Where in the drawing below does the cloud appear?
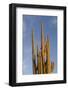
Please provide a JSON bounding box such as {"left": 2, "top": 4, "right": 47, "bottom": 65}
{"left": 51, "top": 18, "right": 57, "bottom": 25}
{"left": 22, "top": 63, "right": 28, "bottom": 74}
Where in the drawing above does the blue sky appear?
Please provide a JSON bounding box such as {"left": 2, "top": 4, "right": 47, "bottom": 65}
{"left": 22, "top": 15, "right": 57, "bottom": 75}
